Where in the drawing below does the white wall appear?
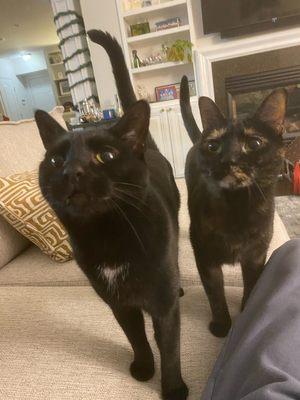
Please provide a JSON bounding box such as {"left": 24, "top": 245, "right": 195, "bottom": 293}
{"left": 0, "top": 58, "right": 32, "bottom": 119}
{"left": 80, "top": 0, "right": 123, "bottom": 109}
{"left": 0, "top": 49, "right": 55, "bottom": 120}
{"left": 11, "top": 50, "right": 48, "bottom": 76}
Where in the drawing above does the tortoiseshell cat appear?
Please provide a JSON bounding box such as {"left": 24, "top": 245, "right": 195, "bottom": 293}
{"left": 35, "top": 31, "right": 188, "bottom": 400}
{"left": 180, "top": 75, "right": 287, "bottom": 337}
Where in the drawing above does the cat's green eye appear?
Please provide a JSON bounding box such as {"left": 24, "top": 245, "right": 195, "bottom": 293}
{"left": 247, "top": 137, "right": 263, "bottom": 151}
{"left": 50, "top": 155, "right": 64, "bottom": 167}
{"left": 207, "top": 140, "right": 221, "bottom": 153}
{"left": 95, "top": 148, "right": 119, "bottom": 164}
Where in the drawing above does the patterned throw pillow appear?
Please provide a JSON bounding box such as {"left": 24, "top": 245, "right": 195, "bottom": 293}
{"left": 0, "top": 171, "right": 73, "bottom": 263}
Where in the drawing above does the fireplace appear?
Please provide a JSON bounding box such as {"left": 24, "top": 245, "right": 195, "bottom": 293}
{"left": 212, "top": 45, "right": 300, "bottom": 144}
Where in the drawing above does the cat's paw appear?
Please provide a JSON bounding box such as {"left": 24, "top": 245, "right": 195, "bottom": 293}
{"left": 209, "top": 320, "right": 231, "bottom": 337}
{"left": 130, "top": 358, "right": 155, "bottom": 382}
{"left": 162, "top": 381, "right": 189, "bottom": 400}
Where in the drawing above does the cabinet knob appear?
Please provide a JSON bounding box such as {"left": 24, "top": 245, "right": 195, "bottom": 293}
{"left": 160, "top": 108, "right": 165, "bottom": 113}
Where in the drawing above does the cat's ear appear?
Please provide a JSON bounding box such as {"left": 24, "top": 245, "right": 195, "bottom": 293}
{"left": 254, "top": 89, "right": 288, "bottom": 135}
{"left": 198, "top": 97, "right": 227, "bottom": 131}
{"left": 35, "top": 110, "right": 67, "bottom": 149}
{"left": 111, "top": 100, "right": 150, "bottom": 155}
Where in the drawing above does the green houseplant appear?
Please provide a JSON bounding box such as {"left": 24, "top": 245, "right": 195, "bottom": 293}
{"left": 166, "top": 40, "right": 193, "bottom": 63}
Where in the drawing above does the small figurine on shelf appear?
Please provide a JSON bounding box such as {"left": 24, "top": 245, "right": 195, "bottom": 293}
{"left": 132, "top": 50, "right": 144, "bottom": 68}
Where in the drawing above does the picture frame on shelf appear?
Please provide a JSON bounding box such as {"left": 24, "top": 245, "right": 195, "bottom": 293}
{"left": 56, "top": 72, "right": 65, "bottom": 80}
{"left": 155, "top": 17, "right": 181, "bottom": 31}
{"left": 58, "top": 79, "right": 70, "bottom": 95}
{"left": 49, "top": 52, "right": 62, "bottom": 65}
{"left": 155, "top": 84, "right": 178, "bottom": 102}
{"left": 130, "top": 21, "right": 150, "bottom": 36}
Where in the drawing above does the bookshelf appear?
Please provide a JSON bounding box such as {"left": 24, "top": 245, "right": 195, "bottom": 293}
{"left": 116, "top": 0, "right": 197, "bottom": 104}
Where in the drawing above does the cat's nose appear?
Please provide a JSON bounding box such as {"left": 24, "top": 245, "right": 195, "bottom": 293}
{"left": 63, "top": 164, "right": 84, "bottom": 182}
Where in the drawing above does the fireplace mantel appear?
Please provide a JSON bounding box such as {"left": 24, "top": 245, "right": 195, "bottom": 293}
{"left": 194, "top": 26, "right": 300, "bottom": 108}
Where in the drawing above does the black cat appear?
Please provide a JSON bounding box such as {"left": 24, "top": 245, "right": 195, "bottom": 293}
{"left": 180, "top": 75, "right": 287, "bottom": 337}
{"left": 35, "top": 31, "right": 188, "bottom": 400}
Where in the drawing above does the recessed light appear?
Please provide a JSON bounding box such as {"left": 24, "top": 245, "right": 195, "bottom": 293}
{"left": 0, "top": 38, "right": 6, "bottom": 42}
{"left": 22, "top": 53, "right": 32, "bottom": 61}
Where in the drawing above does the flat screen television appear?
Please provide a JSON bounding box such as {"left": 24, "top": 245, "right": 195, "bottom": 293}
{"left": 201, "top": 0, "right": 300, "bottom": 38}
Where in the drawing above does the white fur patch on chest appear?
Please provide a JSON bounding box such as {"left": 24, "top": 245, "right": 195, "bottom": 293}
{"left": 97, "top": 263, "right": 129, "bottom": 292}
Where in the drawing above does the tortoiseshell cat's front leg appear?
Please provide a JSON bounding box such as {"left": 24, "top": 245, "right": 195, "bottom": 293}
{"left": 152, "top": 302, "right": 188, "bottom": 400}
{"left": 192, "top": 240, "right": 231, "bottom": 337}
{"left": 111, "top": 306, "right": 155, "bottom": 381}
{"left": 240, "top": 251, "right": 267, "bottom": 310}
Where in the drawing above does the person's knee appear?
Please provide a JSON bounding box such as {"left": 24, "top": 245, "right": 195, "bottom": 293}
{"left": 269, "top": 239, "right": 300, "bottom": 274}
{"left": 280, "top": 239, "right": 300, "bottom": 255}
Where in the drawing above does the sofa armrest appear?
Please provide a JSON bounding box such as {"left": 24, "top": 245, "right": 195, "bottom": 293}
{"left": 0, "top": 216, "right": 29, "bottom": 269}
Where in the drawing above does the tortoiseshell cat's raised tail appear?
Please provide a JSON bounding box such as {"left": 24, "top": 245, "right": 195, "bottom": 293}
{"left": 180, "top": 74, "right": 287, "bottom": 337}
{"left": 87, "top": 29, "right": 158, "bottom": 151}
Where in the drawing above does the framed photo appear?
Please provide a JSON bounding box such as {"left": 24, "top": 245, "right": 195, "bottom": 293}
{"left": 130, "top": 21, "right": 150, "bottom": 37}
{"left": 49, "top": 52, "right": 62, "bottom": 64}
{"left": 155, "top": 84, "right": 178, "bottom": 102}
{"left": 58, "top": 79, "right": 70, "bottom": 95}
{"left": 155, "top": 17, "right": 181, "bottom": 31}
{"left": 174, "top": 80, "right": 197, "bottom": 97}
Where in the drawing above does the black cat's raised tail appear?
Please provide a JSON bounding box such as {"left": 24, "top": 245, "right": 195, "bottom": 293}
{"left": 87, "top": 29, "right": 158, "bottom": 151}
{"left": 180, "top": 75, "right": 201, "bottom": 144}
{"left": 88, "top": 29, "right": 136, "bottom": 111}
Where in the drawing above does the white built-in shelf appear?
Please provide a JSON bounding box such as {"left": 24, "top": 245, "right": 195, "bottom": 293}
{"left": 127, "top": 25, "right": 190, "bottom": 44}
{"left": 131, "top": 60, "right": 191, "bottom": 74}
{"left": 123, "top": 0, "right": 187, "bottom": 19}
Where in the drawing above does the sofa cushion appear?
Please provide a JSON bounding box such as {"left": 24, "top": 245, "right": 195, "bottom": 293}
{"left": 0, "top": 171, "right": 72, "bottom": 263}
{"left": 0, "top": 215, "right": 29, "bottom": 269}
{"left": 0, "top": 106, "right": 66, "bottom": 176}
{"left": 0, "top": 245, "right": 86, "bottom": 287}
{"left": 0, "top": 285, "right": 242, "bottom": 399}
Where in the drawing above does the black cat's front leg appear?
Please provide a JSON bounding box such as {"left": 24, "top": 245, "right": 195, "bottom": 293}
{"left": 241, "top": 251, "right": 266, "bottom": 310}
{"left": 111, "top": 306, "right": 154, "bottom": 381}
{"left": 152, "top": 303, "right": 188, "bottom": 400}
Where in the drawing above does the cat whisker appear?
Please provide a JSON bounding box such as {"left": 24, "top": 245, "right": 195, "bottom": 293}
{"left": 114, "top": 187, "right": 150, "bottom": 208}
{"left": 110, "top": 199, "right": 147, "bottom": 255}
{"left": 113, "top": 193, "right": 151, "bottom": 222}
{"left": 253, "top": 179, "right": 267, "bottom": 202}
{"left": 114, "top": 181, "right": 143, "bottom": 189}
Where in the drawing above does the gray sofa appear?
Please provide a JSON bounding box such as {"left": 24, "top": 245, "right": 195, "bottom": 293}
{"left": 0, "top": 108, "right": 290, "bottom": 399}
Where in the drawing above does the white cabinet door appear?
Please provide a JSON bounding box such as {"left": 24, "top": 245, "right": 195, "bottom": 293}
{"left": 149, "top": 105, "right": 174, "bottom": 168}
{"left": 167, "top": 98, "right": 201, "bottom": 177}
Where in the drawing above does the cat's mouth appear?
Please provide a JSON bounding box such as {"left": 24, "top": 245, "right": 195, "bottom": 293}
{"left": 65, "top": 188, "right": 111, "bottom": 210}
{"left": 65, "top": 190, "right": 89, "bottom": 206}
{"left": 219, "top": 166, "right": 252, "bottom": 190}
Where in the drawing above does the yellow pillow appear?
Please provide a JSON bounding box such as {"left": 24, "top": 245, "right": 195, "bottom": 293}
{"left": 0, "top": 171, "right": 73, "bottom": 263}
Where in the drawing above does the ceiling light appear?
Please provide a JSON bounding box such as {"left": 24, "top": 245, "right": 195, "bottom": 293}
{"left": 0, "top": 38, "right": 5, "bottom": 42}
{"left": 22, "top": 53, "right": 32, "bottom": 61}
